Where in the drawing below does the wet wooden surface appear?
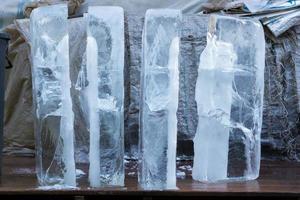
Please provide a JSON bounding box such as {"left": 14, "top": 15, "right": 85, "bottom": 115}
{"left": 0, "top": 156, "right": 299, "bottom": 197}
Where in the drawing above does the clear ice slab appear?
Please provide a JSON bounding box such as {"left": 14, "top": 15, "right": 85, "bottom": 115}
{"left": 85, "top": 6, "right": 125, "bottom": 188}
{"left": 139, "top": 9, "right": 182, "bottom": 190}
{"left": 30, "top": 4, "right": 76, "bottom": 187}
{"left": 193, "top": 15, "right": 265, "bottom": 182}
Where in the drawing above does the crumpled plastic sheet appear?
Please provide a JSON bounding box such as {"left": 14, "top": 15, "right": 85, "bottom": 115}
{"left": 0, "top": 0, "right": 36, "bottom": 31}
{"left": 0, "top": 0, "right": 84, "bottom": 31}
{"left": 238, "top": 6, "right": 300, "bottom": 38}
{"left": 23, "top": 0, "right": 84, "bottom": 17}
{"left": 262, "top": 9, "right": 300, "bottom": 37}
{"left": 3, "top": 22, "right": 35, "bottom": 156}
{"left": 243, "top": 0, "right": 300, "bottom": 13}
{"left": 4, "top": 14, "right": 300, "bottom": 161}
{"left": 203, "top": 1, "right": 300, "bottom": 38}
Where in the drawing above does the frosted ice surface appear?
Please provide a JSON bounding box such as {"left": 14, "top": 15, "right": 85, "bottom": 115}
{"left": 86, "top": 6, "right": 125, "bottom": 187}
{"left": 139, "top": 9, "right": 182, "bottom": 190}
{"left": 30, "top": 4, "right": 76, "bottom": 187}
{"left": 193, "top": 15, "right": 265, "bottom": 182}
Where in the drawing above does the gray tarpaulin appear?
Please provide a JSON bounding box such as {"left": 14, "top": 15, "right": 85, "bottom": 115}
{"left": 263, "top": 28, "right": 300, "bottom": 161}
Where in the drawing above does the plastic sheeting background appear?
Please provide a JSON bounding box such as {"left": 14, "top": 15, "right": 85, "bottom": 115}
{"left": 243, "top": 0, "right": 300, "bottom": 13}
{"left": 4, "top": 14, "right": 300, "bottom": 161}
{"left": 0, "top": 0, "right": 35, "bottom": 30}
{"left": 4, "top": 22, "right": 34, "bottom": 156}
{"left": 0, "top": 0, "right": 83, "bottom": 31}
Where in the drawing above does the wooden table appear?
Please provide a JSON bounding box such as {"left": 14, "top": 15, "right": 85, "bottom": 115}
{"left": 0, "top": 156, "right": 299, "bottom": 199}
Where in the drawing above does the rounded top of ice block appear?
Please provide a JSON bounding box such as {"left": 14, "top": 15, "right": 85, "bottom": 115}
{"left": 30, "top": 4, "right": 68, "bottom": 44}
{"left": 88, "top": 6, "right": 124, "bottom": 18}
{"left": 30, "top": 4, "right": 68, "bottom": 19}
{"left": 86, "top": 6, "right": 124, "bottom": 71}
{"left": 208, "top": 15, "right": 264, "bottom": 40}
{"left": 145, "top": 9, "right": 182, "bottom": 19}
{"left": 206, "top": 14, "right": 265, "bottom": 74}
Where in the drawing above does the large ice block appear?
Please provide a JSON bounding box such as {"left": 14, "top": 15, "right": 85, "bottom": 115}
{"left": 30, "top": 4, "right": 76, "bottom": 187}
{"left": 139, "top": 9, "right": 182, "bottom": 190}
{"left": 193, "top": 15, "right": 265, "bottom": 182}
{"left": 85, "top": 6, "right": 125, "bottom": 187}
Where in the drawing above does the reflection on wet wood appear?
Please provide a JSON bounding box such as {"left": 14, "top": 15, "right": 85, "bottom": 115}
{"left": 0, "top": 156, "right": 299, "bottom": 196}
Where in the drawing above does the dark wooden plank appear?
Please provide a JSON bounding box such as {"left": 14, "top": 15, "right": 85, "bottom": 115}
{"left": 0, "top": 156, "right": 299, "bottom": 196}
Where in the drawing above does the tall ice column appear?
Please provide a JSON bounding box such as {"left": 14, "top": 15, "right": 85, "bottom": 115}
{"left": 30, "top": 4, "right": 76, "bottom": 187}
{"left": 193, "top": 15, "right": 265, "bottom": 182}
{"left": 86, "top": 6, "right": 125, "bottom": 187}
{"left": 139, "top": 9, "right": 182, "bottom": 190}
